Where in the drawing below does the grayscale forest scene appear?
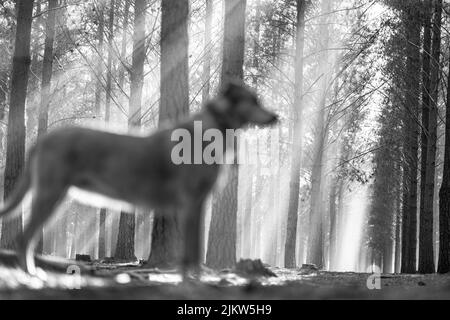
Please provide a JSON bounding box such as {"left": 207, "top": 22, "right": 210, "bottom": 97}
{"left": 0, "top": 0, "right": 449, "bottom": 300}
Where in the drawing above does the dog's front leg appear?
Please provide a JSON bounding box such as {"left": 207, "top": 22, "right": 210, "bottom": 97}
{"left": 181, "top": 198, "right": 204, "bottom": 280}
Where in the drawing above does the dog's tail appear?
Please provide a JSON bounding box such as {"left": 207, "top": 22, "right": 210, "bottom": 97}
{"left": 0, "top": 158, "right": 32, "bottom": 219}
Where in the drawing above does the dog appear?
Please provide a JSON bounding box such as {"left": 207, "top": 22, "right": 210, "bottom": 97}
{"left": 0, "top": 82, "right": 278, "bottom": 277}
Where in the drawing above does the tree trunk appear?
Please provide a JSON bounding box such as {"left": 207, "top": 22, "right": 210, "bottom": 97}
{"left": 206, "top": 0, "right": 246, "bottom": 269}
{"left": 418, "top": 0, "right": 432, "bottom": 273}
{"left": 284, "top": 0, "right": 306, "bottom": 269}
{"left": 242, "top": 140, "right": 253, "bottom": 258}
{"left": 0, "top": 0, "right": 34, "bottom": 249}
{"left": 94, "top": 2, "right": 105, "bottom": 117}
{"left": 437, "top": 40, "right": 450, "bottom": 273}
{"left": 400, "top": 3, "right": 421, "bottom": 274}
{"left": 116, "top": 0, "right": 146, "bottom": 261}
{"left": 329, "top": 177, "right": 338, "bottom": 270}
{"left": 201, "top": 0, "right": 213, "bottom": 104}
{"left": 118, "top": 0, "right": 131, "bottom": 90}
{"left": 34, "top": 0, "right": 58, "bottom": 254}
{"left": 98, "top": 0, "right": 115, "bottom": 260}
{"left": 419, "top": 0, "right": 442, "bottom": 274}
{"left": 394, "top": 197, "right": 402, "bottom": 273}
{"left": 307, "top": 0, "right": 331, "bottom": 270}
{"left": 146, "top": 0, "right": 189, "bottom": 267}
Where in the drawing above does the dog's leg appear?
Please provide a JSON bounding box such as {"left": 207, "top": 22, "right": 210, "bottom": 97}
{"left": 19, "top": 188, "right": 65, "bottom": 276}
{"left": 181, "top": 198, "right": 204, "bottom": 280}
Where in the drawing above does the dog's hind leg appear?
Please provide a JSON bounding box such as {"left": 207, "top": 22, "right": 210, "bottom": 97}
{"left": 181, "top": 198, "right": 205, "bottom": 280}
{"left": 18, "top": 187, "right": 66, "bottom": 275}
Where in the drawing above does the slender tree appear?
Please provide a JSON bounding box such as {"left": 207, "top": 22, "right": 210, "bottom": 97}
{"left": 438, "top": 43, "right": 450, "bottom": 273}
{"left": 419, "top": 0, "right": 442, "bottom": 274}
{"left": 0, "top": 0, "right": 35, "bottom": 249}
{"left": 99, "top": 0, "right": 116, "bottom": 260}
{"left": 34, "top": 0, "right": 58, "bottom": 254}
{"left": 147, "top": 0, "right": 189, "bottom": 267}
{"left": 418, "top": 0, "right": 432, "bottom": 273}
{"left": 206, "top": 0, "right": 247, "bottom": 269}
{"left": 115, "top": 0, "right": 147, "bottom": 260}
{"left": 400, "top": 1, "right": 422, "bottom": 273}
{"left": 284, "top": 0, "right": 306, "bottom": 268}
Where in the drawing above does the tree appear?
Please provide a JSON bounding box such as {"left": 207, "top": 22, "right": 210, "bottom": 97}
{"left": 147, "top": 0, "right": 189, "bottom": 267}
{"left": 438, "top": 43, "right": 450, "bottom": 274}
{"left": 418, "top": 0, "right": 433, "bottom": 273}
{"left": 99, "top": 0, "right": 116, "bottom": 260}
{"left": 284, "top": 0, "right": 306, "bottom": 268}
{"left": 115, "top": 0, "right": 147, "bottom": 260}
{"left": 206, "top": 0, "right": 247, "bottom": 269}
{"left": 34, "top": 0, "right": 58, "bottom": 254}
{"left": 201, "top": 0, "right": 213, "bottom": 105}
{"left": 400, "top": 1, "right": 422, "bottom": 274}
{"left": 419, "top": 0, "right": 442, "bottom": 274}
{"left": 307, "top": 0, "right": 334, "bottom": 269}
{"left": 0, "top": 0, "right": 35, "bottom": 249}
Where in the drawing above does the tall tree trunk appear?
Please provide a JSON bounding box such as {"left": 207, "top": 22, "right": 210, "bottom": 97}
{"left": 418, "top": 0, "right": 432, "bottom": 273}
{"left": 400, "top": 3, "right": 421, "bottom": 273}
{"left": 307, "top": 0, "right": 332, "bottom": 269}
{"left": 419, "top": 0, "right": 442, "bottom": 274}
{"left": 201, "top": 0, "right": 213, "bottom": 105}
{"left": 115, "top": 0, "right": 147, "bottom": 261}
{"left": 94, "top": 2, "right": 105, "bottom": 117}
{"left": 206, "top": 0, "right": 246, "bottom": 269}
{"left": 0, "top": 0, "right": 34, "bottom": 249}
{"left": 284, "top": 0, "right": 306, "bottom": 268}
{"left": 198, "top": 0, "right": 213, "bottom": 262}
{"left": 118, "top": 0, "right": 130, "bottom": 90}
{"left": 394, "top": 195, "right": 402, "bottom": 273}
{"left": 146, "top": 0, "right": 189, "bottom": 267}
{"left": 437, "top": 37, "right": 450, "bottom": 274}
{"left": 94, "top": 2, "right": 106, "bottom": 259}
{"left": 34, "top": 0, "right": 58, "bottom": 254}
{"left": 99, "top": 0, "right": 116, "bottom": 260}
{"left": 328, "top": 176, "right": 338, "bottom": 270}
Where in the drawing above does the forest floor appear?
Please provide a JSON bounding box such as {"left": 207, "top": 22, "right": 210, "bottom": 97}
{"left": 0, "top": 253, "right": 449, "bottom": 299}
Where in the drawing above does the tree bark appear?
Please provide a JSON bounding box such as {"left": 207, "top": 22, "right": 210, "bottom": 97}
{"left": 419, "top": 0, "right": 442, "bottom": 274}
{"left": 400, "top": 3, "right": 421, "bottom": 273}
{"left": 0, "top": 0, "right": 34, "bottom": 249}
{"left": 201, "top": 0, "right": 213, "bottom": 105}
{"left": 284, "top": 0, "right": 306, "bottom": 269}
{"left": 147, "top": 0, "right": 189, "bottom": 267}
{"left": 206, "top": 0, "right": 246, "bottom": 269}
{"left": 34, "top": 0, "right": 58, "bottom": 254}
{"left": 307, "top": 0, "right": 332, "bottom": 270}
{"left": 94, "top": 2, "right": 105, "bottom": 117}
{"left": 115, "top": 0, "right": 146, "bottom": 261}
{"left": 437, "top": 35, "right": 450, "bottom": 274}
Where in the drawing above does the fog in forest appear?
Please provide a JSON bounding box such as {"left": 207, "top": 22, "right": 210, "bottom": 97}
{"left": 0, "top": 0, "right": 449, "bottom": 301}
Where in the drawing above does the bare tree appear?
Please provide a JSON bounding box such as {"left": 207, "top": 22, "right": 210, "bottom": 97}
{"left": 419, "top": 0, "right": 442, "bottom": 274}
{"left": 438, "top": 40, "right": 450, "bottom": 273}
{"left": 285, "top": 0, "right": 307, "bottom": 268}
{"left": 115, "top": 0, "right": 147, "bottom": 260}
{"left": 147, "top": 0, "right": 190, "bottom": 267}
{"left": 401, "top": 1, "right": 422, "bottom": 274}
{"left": 206, "top": 0, "right": 247, "bottom": 269}
{"left": 0, "top": 0, "right": 35, "bottom": 249}
{"left": 99, "top": 0, "right": 116, "bottom": 260}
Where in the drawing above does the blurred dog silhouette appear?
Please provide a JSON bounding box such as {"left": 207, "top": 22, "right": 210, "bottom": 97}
{"left": 0, "top": 82, "right": 277, "bottom": 277}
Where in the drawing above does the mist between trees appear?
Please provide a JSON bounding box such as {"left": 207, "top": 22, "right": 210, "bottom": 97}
{"left": 0, "top": 0, "right": 449, "bottom": 275}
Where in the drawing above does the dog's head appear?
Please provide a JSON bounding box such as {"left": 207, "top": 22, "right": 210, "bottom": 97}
{"left": 206, "top": 82, "right": 278, "bottom": 129}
